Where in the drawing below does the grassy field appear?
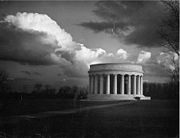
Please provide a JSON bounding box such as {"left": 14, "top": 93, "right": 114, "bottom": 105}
{"left": 0, "top": 99, "right": 129, "bottom": 116}
{"left": 0, "top": 99, "right": 179, "bottom": 138}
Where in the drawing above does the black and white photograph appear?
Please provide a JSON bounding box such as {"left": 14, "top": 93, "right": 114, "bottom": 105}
{"left": 0, "top": 0, "right": 179, "bottom": 137}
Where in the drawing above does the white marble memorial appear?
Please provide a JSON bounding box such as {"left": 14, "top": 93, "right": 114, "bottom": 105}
{"left": 88, "top": 63, "right": 151, "bottom": 100}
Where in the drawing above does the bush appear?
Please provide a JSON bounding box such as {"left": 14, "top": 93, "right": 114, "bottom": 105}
{"left": 143, "top": 82, "right": 179, "bottom": 100}
{"left": 57, "top": 86, "right": 88, "bottom": 100}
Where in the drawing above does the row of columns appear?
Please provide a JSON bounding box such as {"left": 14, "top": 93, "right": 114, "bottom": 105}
{"left": 89, "top": 74, "right": 143, "bottom": 95}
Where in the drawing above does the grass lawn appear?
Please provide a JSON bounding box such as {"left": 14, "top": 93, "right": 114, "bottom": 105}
{"left": 0, "top": 99, "right": 129, "bottom": 116}
{"left": 0, "top": 99, "right": 179, "bottom": 138}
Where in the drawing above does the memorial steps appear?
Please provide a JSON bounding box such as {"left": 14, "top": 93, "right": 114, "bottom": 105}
{"left": 87, "top": 94, "right": 150, "bottom": 101}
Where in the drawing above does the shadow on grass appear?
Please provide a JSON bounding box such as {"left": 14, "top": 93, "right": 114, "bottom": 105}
{"left": 0, "top": 100, "right": 179, "bottom": 138}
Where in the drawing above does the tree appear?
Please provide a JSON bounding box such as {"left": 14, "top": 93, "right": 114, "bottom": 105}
{"left": 169, "top": 55, "right": 179, "bottom": 83}
{"left": 157, "top": 0, "right": 179, "bottom": 83}
{"left": 170, "top": 58, "right": 179, "bottom": 83}
{"left": 43, "top": 84, "right": 56, "bottom": 95}
{"left": 33, "top": 83, "right": 42, "bottom": 93}
{"left": 0, "top": 71, "right": 8, "bottom": 85}
{"left": 157, "top": 51, "right": 179, "bottom": 83}
{"left": 44, "top": 84, "right": 51, "bottom": 91}
{"left": 158, "top": 0, "right": 179, "bottom": 56}
{"left": 0, "top": 70, "right": 8, "bottom": 92}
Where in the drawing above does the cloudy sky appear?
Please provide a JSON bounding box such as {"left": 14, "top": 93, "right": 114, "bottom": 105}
{"left": 0, "top": 1, "right": 177, "bottom": 89}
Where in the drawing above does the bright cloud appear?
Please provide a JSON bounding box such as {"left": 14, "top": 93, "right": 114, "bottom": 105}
{"left": 5, "top": 12, "right": 72, "bottom": 47}
{"left": 137, "top": 50, "right": 151, "bottom": 63}
{"left": 116, "top": 48, "right": 128, "bottom": 59}
{"left": 1, "top": 12, "right": 112, "bottom": 65}
{"left": 75, "top": 44, "right": 107, "bottom": 64}
{"left": 1, "top": 12, "right": 129, "bottom": 77}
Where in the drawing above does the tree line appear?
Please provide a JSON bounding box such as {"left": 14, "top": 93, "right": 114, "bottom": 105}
{"left": 0, "top": 84, "right": 88, "bottom": 100}
{"left": 0, "top": 70, "right": 179, "bottom": 100}
{"left": 0, "top": 81, "right": 179, "bottom": 101}
{"left": 143, "top": 82, "right": 179, "bottom": 100}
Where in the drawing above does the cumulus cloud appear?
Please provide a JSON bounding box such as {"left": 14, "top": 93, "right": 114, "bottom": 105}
{"left": 1, "top": 12, "right": 129, "bottom": 77}
{"left": 157, "top": 52, "right": 178, "bottom": 71}
{"left": 0, "top": 24, "right": 58, "bottom": 65}
{"left": 137, "top": 50, "right": 151, "bottom": 63}
{"left": 116, "top": 48, "right": 128, "bottom": 59}
{"left": 75, "top": 45, "right": 107, "bottom": 64}
{"left": 5, "top": 12, "right": 72, "bottom": 47}
{"left": 0, "top": 12, "right": 109, "bottom": 65}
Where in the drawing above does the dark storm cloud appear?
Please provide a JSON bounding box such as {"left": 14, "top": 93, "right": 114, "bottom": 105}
{"left": 21, "top": 70, "right": 31, "bottom": 75}
{"left": 33, "top": 71, "right": 41, "bottom": 76}
{"left": 58, "top": 61, "right": 89, "bottom": 78}
{"left": 21, "top": 70, "right": 42, "bottom": 76}
{"left": 55, "top": 50, "right": 76, "bottom": 63}
{"left": 64, "top": 66, "right": 88, "bottom": 78}
{"left": 14, "top": 77, "right": 33, "bottom": 81}
{"left": 0, "top": 22, "right": 58, "bottom": 65}
{"left": 143, "top": 63, "right": 170, "bottom": 77}
{"left": 80, "top": 0, "right": 167, "bottom": 47}
{"left": 57, "top": 73, "right": 63, "bottom": 76}
{"left": 93, "top": 1, "right": 145, "bottom": 22}
{"left": 80, "top": 21, "right": 128, "bottom": 33}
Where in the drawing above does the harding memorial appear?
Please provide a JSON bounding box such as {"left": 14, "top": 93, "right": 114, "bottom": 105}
{"left": 88, "top": 63, "right": 151, "bottom": 100}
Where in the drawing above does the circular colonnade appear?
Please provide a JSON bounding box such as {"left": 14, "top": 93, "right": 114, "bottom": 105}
{"left": 88, "top": 63, "right": 150, "bottom": 100}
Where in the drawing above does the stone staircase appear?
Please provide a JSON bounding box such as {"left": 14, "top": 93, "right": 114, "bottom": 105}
{"left": 87, "top": 94, "right": 151, "bottom": 101}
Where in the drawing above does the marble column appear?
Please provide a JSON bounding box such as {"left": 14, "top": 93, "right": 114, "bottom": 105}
{"left": 91, "top": 75, "right": 94, "bottom": 94}
{"left": 141, "top": 76, "right": 143, "bottom": 95}
{"left": 94, "top": 75, "right": 98, "bottom": 94}
{"left": 136, "top": 76, "right": 138, "bottom": 95}
{"left": 92, "top": 75, "right": 94, "bottom": 94}
{"left": 133, "top": 75, "right": 136, "bottom": 95}
{"left": 113, "top": 74, "right": 117, "bottom": 94}
{"left": 106, "top": 74, "right": 110, "bottom": 94}
{"left": 138, "top": 76, "right": 141, "bottom": 95}
{"left": 89, "top": 75, "right": 92, "bottom": 94}
{"left": 128, "top": 75, "right": 131, "bottom": 95}
{"left": 89, "top": 75, "right": 90, "bottom": 94}
{"left": 100, "top": 74, "right": 103, "bottom": 94}
{"left": 121, "top": 75, "right": 124, "bottom": 95}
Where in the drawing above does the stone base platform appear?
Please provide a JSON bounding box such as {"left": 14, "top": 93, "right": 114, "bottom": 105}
{"left": 87, "top": 94, "right": 151, "bottom": 101}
